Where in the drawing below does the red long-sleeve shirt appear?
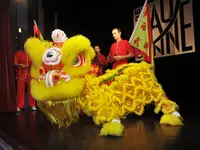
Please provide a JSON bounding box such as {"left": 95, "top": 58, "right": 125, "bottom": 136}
{"left": 108, "top": 39, "right": 135, "bottom": 69}
{"left": 14, "top": 51, "right": 31, "bottom": 79}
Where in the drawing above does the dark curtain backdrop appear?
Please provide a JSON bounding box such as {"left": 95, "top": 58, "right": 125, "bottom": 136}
{"left": 0, "top": 0, "right": 17, "bottom": 113}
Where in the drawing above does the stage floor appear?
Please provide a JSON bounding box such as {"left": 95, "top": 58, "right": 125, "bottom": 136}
{"left": 0, "top": 109, "right": 199, "bottom": 150}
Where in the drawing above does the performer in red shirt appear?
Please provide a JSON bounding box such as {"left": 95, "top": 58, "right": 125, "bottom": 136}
{"left": 14, "top": 50, "right": 37, "bottom": 111}
{"left": 107, "top": 28, "right": 135, "bottom": 69}
{"left": 89, "top": 45, "right": 107, "bottom": 76}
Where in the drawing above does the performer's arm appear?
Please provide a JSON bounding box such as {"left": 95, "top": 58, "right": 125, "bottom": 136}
{"left": 99, "top": 54, "right": 108, "bottom": 66}
{"left": 15, "top": 63, "right": 25, "bottom": 68}
{"left": 15, "top": 63, "right": 28, "bottom": 68}
{"left": 114, "top": 53, "right": 133, "bottom": 61}
{"left": 107, "top": 47, "right": 114, "bottom": 63}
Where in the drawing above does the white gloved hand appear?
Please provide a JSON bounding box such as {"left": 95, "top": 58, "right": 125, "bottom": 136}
{"left": 172, "top": 111, "right": 181, "bottom": 117}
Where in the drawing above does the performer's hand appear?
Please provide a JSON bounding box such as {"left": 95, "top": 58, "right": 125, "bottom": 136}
{"left": 20, "top": 64, "right": 28, "bottom": 68}
{"left": 114, "top": 56, "right": 124, "bottom": 61}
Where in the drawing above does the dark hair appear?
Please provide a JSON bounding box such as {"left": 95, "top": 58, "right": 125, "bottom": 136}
{"left": 94, "top": 45, "right": 100, "bottom": 48}
{"left": 112, "top": 28, "right": 121, "bottom": 33}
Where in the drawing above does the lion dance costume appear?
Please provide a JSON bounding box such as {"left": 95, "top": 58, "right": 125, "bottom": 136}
{"left": 24, "top": 32, "right": 183, "bottom": 136}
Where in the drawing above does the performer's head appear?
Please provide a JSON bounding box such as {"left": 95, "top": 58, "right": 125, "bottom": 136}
{"left": 94, "top": 45, "right": 101, "bottom": 54}
{"left": 112, "top": 28, "right": 121, "bottom": 41}
{"left": 51, "top": 29, "right": 68, "bottom": 47}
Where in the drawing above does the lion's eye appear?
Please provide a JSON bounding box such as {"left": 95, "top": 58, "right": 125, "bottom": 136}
{"left": 73, "top": 53, "right": 86, "bottom": 67}
{"left": 42, "top": 47, "right": 62, "bottom": 65}
{"left": 47, "top": 52, "right": 54, "bottom": 58}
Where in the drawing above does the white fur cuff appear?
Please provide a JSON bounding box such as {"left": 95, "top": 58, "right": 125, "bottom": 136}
{"left": 111, "top": 119, "right": 121, "bottom": 123}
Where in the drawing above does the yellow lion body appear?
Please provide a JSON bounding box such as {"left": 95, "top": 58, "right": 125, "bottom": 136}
{"left": 25, "top": 35, "right": 183, "bottom": 136}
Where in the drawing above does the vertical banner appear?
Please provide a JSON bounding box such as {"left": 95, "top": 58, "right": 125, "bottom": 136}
{"left": 129, "top": 0, "right": 153, "bottom": 65}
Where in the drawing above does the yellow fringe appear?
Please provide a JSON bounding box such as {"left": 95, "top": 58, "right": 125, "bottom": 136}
{"left": 37, "top": 99, "right": 80, "bottom": 128}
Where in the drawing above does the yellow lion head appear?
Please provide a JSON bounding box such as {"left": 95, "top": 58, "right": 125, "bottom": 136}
{"left": 24, "top": 35, "right": 95, "bottom": 127}
{"left": 25, "top": 35, "right": 95, "bottom": 101}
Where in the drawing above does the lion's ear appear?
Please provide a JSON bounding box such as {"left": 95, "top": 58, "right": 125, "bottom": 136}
{"left": 61, "top": 35, "right": 95, "bottom": 64}
{"left": 24, "top": 37, "right": 46, "bottom": 67}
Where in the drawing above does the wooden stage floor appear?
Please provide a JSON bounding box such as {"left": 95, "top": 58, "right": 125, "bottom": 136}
{"left": 0, "top": 108, "right": 199, "bottom": 150}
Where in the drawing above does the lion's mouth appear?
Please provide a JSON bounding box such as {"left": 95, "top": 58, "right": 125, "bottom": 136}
{"left": 38, "top": 69, "right": 71, "bottom": 88}
{"left": 36, "top": 67, "right": 85, "bottom": 88}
